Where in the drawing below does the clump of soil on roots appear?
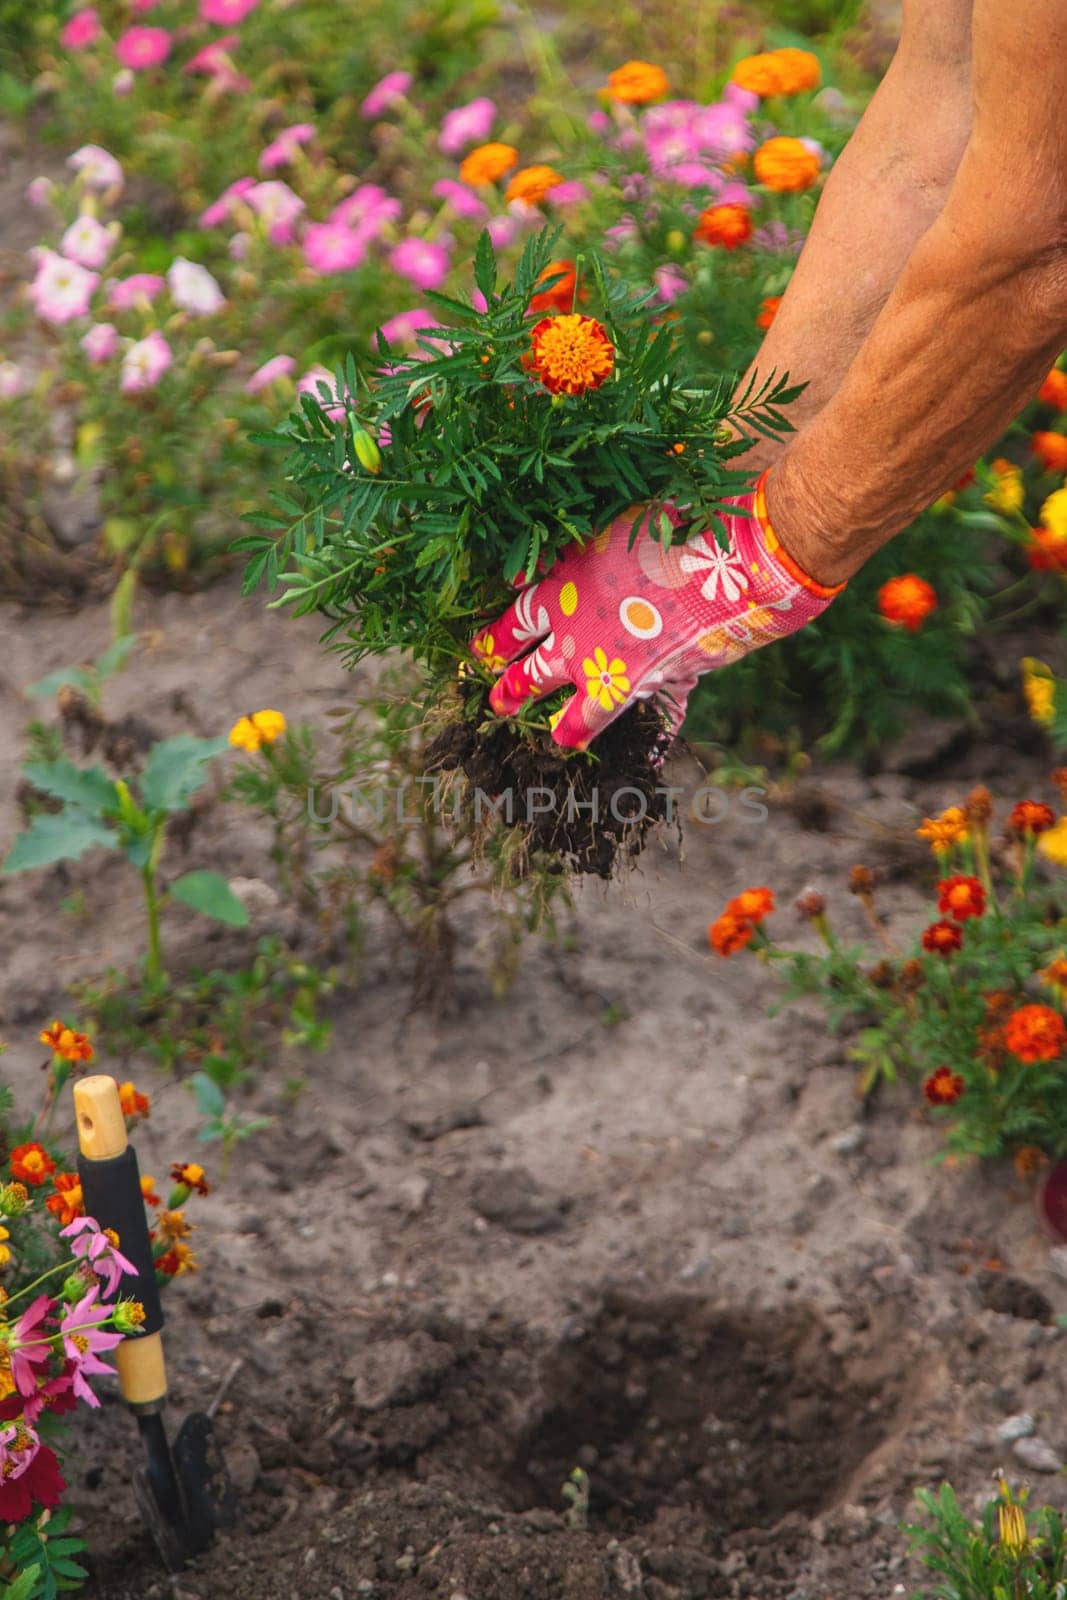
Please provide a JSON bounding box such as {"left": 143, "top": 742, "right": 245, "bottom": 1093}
{"left": 426, "top": 699, "right": 675, "bottom": 877}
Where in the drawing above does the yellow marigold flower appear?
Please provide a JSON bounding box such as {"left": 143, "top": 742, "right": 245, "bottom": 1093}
{"left": 0, "top": 1222, "right": 10, "bottom": 1269}
{"left": 1041, "top": 485, "right": 1067, "bottom": 540}
{"left": 772, "top": 47, "right": 822, "bottom": 92}
{"left": 583, "top": 645, "right": 631, "bottom": 711}
{"left": 754, "top": 137, "right": 822, "bottom": 193}
{"left": 915, "top": 806, "right": 969, "bottom": 855}
{"left": 1022, "top": 658, "right": 1056, "bottom": 726}
{"left": 1038, "top": 817, "right": 1067, "bottom": 868}
{"left": 458, "top": 142, "right": 518, "bottom": 187}
{"left": 228, "top": 709, "right": 287, "bottom": 753}
{"left": 504, "top": 164, "right": 565, "bottom": 206}
{"left": 528, "top": 314, "right": 615, "bottom": 396}
{"left": 999, "top": 1502, "right": 1028, "bottom": 1554}
{"left": 985, "top": 458, "right": 1024, "bottom": 515}
{"left": 472, "top": 632, "right": 506, "bottom": 672}
{"left": 606, "top": 60, "right": 669, "bottom": 103}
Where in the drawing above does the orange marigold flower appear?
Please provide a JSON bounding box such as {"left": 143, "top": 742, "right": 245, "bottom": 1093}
{"left": 529, "top": 259, "right": 582, "bottom": 315}
{"left": 1039, "top": 368, "right": 1067, "bottom": 410}
{"left": 921, "top": 920, "right": 962, "bottom": 957}
{"left": 1014, "top": 1145, "right": 1048, "bottom": 1179}
{"left": 505, "top": 164, "right": 565, "bottom": 206}
{"left": 39, "top": 1020, "right": 94, "bottom": 1063}
{"left": 1032, "top": 432, "right": 1067, "bottom": 473}
{"left": 119, "top": 1081, "right": 150, "bottom": 1120}
{"left": 1039, "top": 956, "right": 1067, "bottom": 992}
{"left": 1004, "top": 1003, "right": 1067, "bottom": 1063}
{"left": 708, "top": 912, "right": 756, "bottom": 957}
{"left": 1008, "top": 800, "right": 1056, "bottom": 836}
{"left": 693, "top": 202, "right": 753, "bottom": 251}
{"left": 924, "top": 1065, "right": 964, "bottom": 1106}
{"left": 937, "top": 874, "right": 987, "bottom": 922}
{"left": 877, "top": 574, "right": 936, "bottom": 631}
{"left": 157, "top": 1208, "right": 192, "bottom": 1243}
{"left": 606, "top": 60, "right": 669, "bottom": 103}
{"left": 756, "top": 295, "right": 782, "bottom": 330}
{"left": 731, "top": 51, "right": 790, "bottom": 97}
{"left": 45, "top": 1171, "right": 84, "bottom": 1226}
{"left": 726, "top": 886, "right": 775, "bottom": 923}
{"left": 458, "top": 141, "right": 519, "bottom": 187}
{"left": 1026, "top": 526, "right": 1067, "bottom": 573}
{"left": 772, "top": 47, "right": 822, "bottom": 92}
{"left": 753, "top": 136, "right": 821, "bottom": 193}
{"left": 527, "top": 314, "right": 615, "bottom": 397}
{"left": 156, "top": 1241, "right": 198, "bottom": 1277}
{"left": 9, "top": 1142, "right": 56, "bottom": 1187}
{"left": 916, "top": 806, "right": 970, "bottom": 854}
{"left": 170, "top": 1161, "right": 210, "bottom": 1196}
{"left": 140, "top": 1174, "right": 161, "bottom": 1207}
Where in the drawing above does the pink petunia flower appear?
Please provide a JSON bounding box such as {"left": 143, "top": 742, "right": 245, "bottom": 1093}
{"left": 167, "top": 257, "right": 225, "bottom": 313}
{"left": 438, "top": 96, "right": 495, "bottom": 155}
{"left": 81, "top": 322, "right": 119, "bottom": 363}
{"left": 120, "top": 331, "right": 173, "bottom": 394}
{"left": 68, "top": 144, "right": 123, "bottom": 192}
{"left": 60, "top": 6, "right": 100, "bottom": 48}
{"left": 199, "top": 174, "right": 255, "bottom": 227}
{"left": 389, "top": 237, "right": 450, "bottom": 292}
{"left": 26, "top": 176, "right": 55, "bottom": 207}
{"left": 376, "top": 308, "right": 439, "bottom": 348}
{"left": 431, "top": 179, "right": 487, "bottom": 221}
{"left": 200, "top": 0, "right": 258, "bottom": 22}
{"left": 360, "top": 70, "right": 412, "bottom": 119}
{"left": 29, "top": 250, "right": 98, "bottom": 325}
{"left": 58, "top": 1288, "right": 124, "bottom": 1408}
{"left": 259, "top": 122, "right": 316, "bottom": 173}
{"left": 245, "top": 354, "right": 295, "bottom": 393}
{"left": 302, "top": 221, "right": 368, "bottom": 275}
{"left": 60, "top": 214, "right": 114, "bottom": 270}
{"left": 7, "top": 1296, "right": 52, "bottom": 1398}
{"left": 245, "top": 180, "right": 305, "bottom": 244}
{"left": 107, "top": 272, "right": 165, "bottom": 310}
{"left": 0, "top": 361, "right": 23, "bottom": 399}
{"left": 115, "top": 25, "right": 171, "bottom": 69}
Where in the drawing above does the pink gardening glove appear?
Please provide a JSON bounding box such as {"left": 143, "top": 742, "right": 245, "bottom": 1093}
{"left": 471, "top": 473, "right": 844, "bottom": 751}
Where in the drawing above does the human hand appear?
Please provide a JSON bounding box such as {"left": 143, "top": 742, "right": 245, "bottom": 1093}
{"left": 471, "top": 473, "right": 843, "bottom": 751}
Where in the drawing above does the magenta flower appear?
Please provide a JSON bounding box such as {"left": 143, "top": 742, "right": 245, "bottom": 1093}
{"left": 302, "top": 221, "right": 368, "bottom": 275}
{"left": 81, "top": 322, "right": 119, "bottom": 363}
{"left": 6, "top": 1296, "right": 53, "bottom": 1398}
{"left": 431, "top": 179, "right": 487, "bottom": 221}
{"left": 653, "top": 264, "right": 688, "bottom": 305}
{"left": 29, "top": 250, "right": 98, "bottom": 325}
{"left": 438, "top": 96, "right": 495, "bottom": 155}
{"left": 245, "top": 354, "right": 295, "bottom": 394}
{"left": 107, "top": 272, "right": 165, "bottom": 310}
{"left": 120, "top": 331, "right": 172, "bottom": 396}
{"left": 68, "top": 144, "right": 123, "bottom": 192}
{"left": 329, "top": 184, "right": 401, "bottom": 236}
{"left": 587, "top": 109, "right": 613, "bottom": 136}
{"left": 259, "top": 122, "right": 315, "bottom": 173}
{"left": 389, "top": 237, "right": 450, "bottom": 292}
{"left": 184, "top": 33, "right": 238, "bottom": 75}
{"left": 360, "top": 70, "right": 412, "bottom": 119}
{"left": 60, "top": 6, "right": 100, "bottom": 48}
{"left": 724, "top": 81, "right": 759, "bottom": 114}
{"left": 199, "top": 175, "right": 255, "bottom": 227}
{"left": 0, "top": 1420, "right": 41, "bottom": 1484}
{"left": 543, "top": 178, "right": 588, "bottom": 208}
{"left": 58, "top": 1288, "right": 124, "bottom": 1408}
{"left": 486, "top": 214, "right": 517, "bottom": 250}
{"left": 245, "top": 180, "right": 305, "bottom": 244}
{"left": 200, "top": 0, "right": 258, "bottom": 22}
{"left": 297, "top": 366, "right": 348, "bottom": 422}
{"left": 60, "top": 214, "right": 114, "bottom": 270}
{"left": 115, "top": 25, "right": 171, "bottom": 69}
{"left": 377, "top": 308, "right": 439, "bottom": 348}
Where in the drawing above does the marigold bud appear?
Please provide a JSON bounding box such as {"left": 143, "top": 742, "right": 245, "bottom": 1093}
{"left": 963, "top": 786, "right": 993, "bottom": 825}
{"left": 848, "top": 865, "right": 876, "bottom": 896}
{"left": 352, "top": 424, "right": 382, "bottom": 475}
{"left": 113, "top": 1299, "right": 147, "bottom": 1333}
{"left": 898, "top": 959, "right": 924, "bottom": 992}
{"left": 0, "top": 1182, "right": 30, "bottom": 1216}
{"left": 866, "top": 960, "right": 895, "bottom": 989}
{"left": 795, "top": 889, "right": 826, "bottom": 920}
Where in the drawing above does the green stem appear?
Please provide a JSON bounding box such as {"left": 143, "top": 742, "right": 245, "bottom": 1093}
{"left": 3, "top": 1258, "right": 72, "bottom": 1308}
{"left": 142, "top": 822, "right": 167, "bottom": 986}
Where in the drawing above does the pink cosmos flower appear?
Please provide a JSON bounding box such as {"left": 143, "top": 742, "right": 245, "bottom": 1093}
{"left": 389, "top": 237, "right": 450, "bottom": 292}
{"left": 8, "top": 1297, "right": 52, "bottom": 1398}
{"left": 245, "top": 180, "right": 305, "bottom": 244}
{"left": 29, "top": 250, "right": 98, "bottom": 325}
{"left": 438, "top": 96, "right": 496, "bottom": 155}
{"left": 259, "top": 122, "right": 315, "bottom": 173}
{"left": 68, "top": 144, "right": 123, "bottom": 192}
{"left": 297, "top": 365, "right": 348, "bottom": 421}
{"left": 360, "top": 70, "right": 412, "bottom": 119}
{"left": 200, "top": 0, "right": 258, "bottom": 22}
{"left": 0, "top": 361, "right": 23, "bottom": 399}
{"left": 167, "top": 257, "right": 225, "bottom": 314}
{"left": 653, "top": 264, "right": 688, "bottom": 304}
{"left": 329, "top": 184, "right": 401, "bottom": 236}
{"left": 431, "top": 179, "right": 487, "bottom": 221}
{"left": 0, "top": 1420, "right": 40, "bottom": 1482}
{"left": 302, "top": 221, "right": 368, "bottom": 275}
{"left": 245, "top": 354, "right": 295, "bottom": 393}
{"left": 60, "top": 6, "right": 100, "bottom": 48}
{"left": 120, "top": 331, "right": 173, "bottom": 394}
{"left": 107, "top": 272, "right": 165, "bottom": 309}
{"left": 199, "top": 175, "right": 255, "bottom": 227}
{"left": 115, "top": 25, "right": 171, "bottom": 69}
{"left": 60, "top": 214, "right": 114, "bottom": 270}
{"left": 377, "top": 308, "right": 439, "bottom": 348}
{"left": 587, "top": 109, "right": 613, "bottom": 136}
{"left": 61, "top": 1215, "right": 138, "bottom": 1292}
{"left": 81, "top": 322, "right": 119, "bottom": 363}
{"left": 58, "top": 1288, "right": 124, "bottom": 1408}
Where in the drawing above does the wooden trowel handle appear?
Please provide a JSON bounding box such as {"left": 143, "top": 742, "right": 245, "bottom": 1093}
{"left": 74, "top": 1075, "right": 168, "bottom": 1410}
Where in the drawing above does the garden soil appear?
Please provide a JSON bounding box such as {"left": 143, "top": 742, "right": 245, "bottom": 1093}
{"left": 3, "top": 571, "right": 1067, "bottom": 1600}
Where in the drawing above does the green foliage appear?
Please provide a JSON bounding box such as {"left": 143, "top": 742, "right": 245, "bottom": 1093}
{"left": 25, "top": 638, "right": 137, "bottom": 709}
{"left": 2, "top": 1510, "right": 87, "bottom": 1600}
{"left": 905, "top": 1481, "right": 1067, "bottom": 1599}
{"left": 169, "top": 870, "right": 250, "bottom": 927}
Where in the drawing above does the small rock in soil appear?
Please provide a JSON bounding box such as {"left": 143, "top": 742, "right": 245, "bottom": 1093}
{"left": 404, "top": 1104, "right": 487, "bottom": 1141}
{"left": 1012, "top": 1436, "right": 1064, "bottom": 1473}
{"left": 830, "top": 1125, "right": 866, "bottom": 1157}
{"left": 470, "top": 1166, "right": 570, "bottom": 1235}
{"left": 389, "top": 1174, "right": 431, "bottom": 1216}
{"left": 979, "top": 1274, "right": 1053, "bottom": 1324}
{"left": 996, "top": 1413, "right": 1035, "bottom": 1443}
{"left": 1048, "top": 1246, "right": 1067, "bottom": 1284}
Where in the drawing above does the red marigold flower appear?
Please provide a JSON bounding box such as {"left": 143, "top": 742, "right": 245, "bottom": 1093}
{"left": 119, "top": 1080, "right": 151, "bottom": 1120}
{"left": 924, "top": 1065, "right": 964, "bottom": 1106}
{"left": 708, "top": 912, "right": 755, "bottom": 957}
{"left": 140, "top": 1174, "right": 161, "bottom": 1207}
{"left": 726, "top": 886, "right": 775, "bottom": 923}
{"left": 39, "top": 1020, "right": 94, "bottom": 1063}
{"left": 10, "top": 1141, "right": 56, "bottom": 1186}
{"left": 693, "top": 203, "right": 753, "bottom": 250}
{"left": 921, "top": 920, "right": 963, "bottom": 956}
{"left": 1028, "top": 526, "right": 1067, "bottom": 572}
{"left": 527, "top": 314, "right": 615, "bottom": 396}
{"left": 170, "top": 1161, "right": 210, "bottom": 1196}
{"left": 1004, "top": 1003, "right": 1067, "bottom": 1062}
{"left": 1008, "top": 800, "right": 1056, "bottom": 836}
{"left": 529, "top": 259, "right": 583, "bottom": 315}
{"left": 937, "top": 874, "right": 987, "bottom": 922}
{"left": 1032, "top": 431, "right": 1067, "bottom": 473}
{"left": 45, "top": 1171, "right": 85, "bottom": 1226}
{"left": 1039, "top": 368, "right": 1067, "bottom": 410}
{"left": 877, "top": 574, "right": 937, "bottom": 631}
{"left": 756, "top": 295, "right": 781, "bottom": 329}
{"left": 0, "top": 1443, "right": 65, "bottom": 1522}
{"left": 156, "top": 1240, "right": 198, "bottom": 1277}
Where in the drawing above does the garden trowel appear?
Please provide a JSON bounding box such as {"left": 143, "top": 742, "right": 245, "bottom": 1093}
{"left": 74, "top": 1074, "right": 238, "bottom": 1571}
